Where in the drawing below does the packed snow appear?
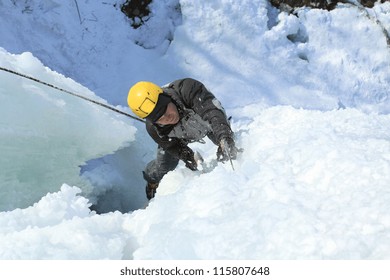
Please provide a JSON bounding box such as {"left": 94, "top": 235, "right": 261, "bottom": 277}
{"left": 0, "top": 0, "right": 390, "bottom": 259}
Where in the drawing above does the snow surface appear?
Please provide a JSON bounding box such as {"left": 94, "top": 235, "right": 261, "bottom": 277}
{"left": 0, "top": 0, "right": 390, "bottom": 259}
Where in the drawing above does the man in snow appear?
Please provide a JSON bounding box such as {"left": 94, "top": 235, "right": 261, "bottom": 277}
{"left": 127, "top": 78, "right": 239, "bottom": 200}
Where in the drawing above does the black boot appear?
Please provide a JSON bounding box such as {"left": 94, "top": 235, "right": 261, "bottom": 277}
{"left": 146, "top": 182, "right": 159, "bottom": 200}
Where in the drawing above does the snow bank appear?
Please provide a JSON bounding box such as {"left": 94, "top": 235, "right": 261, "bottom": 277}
{"left": 1, "top": 106, "right": 389, "bottom": 259}
{"left": 0, "top": 185, "right": 132, "bottom": 259}
{"left": 128, "top": 106, "right": 390, "bottom": 259}
{"left": 167, "top": 1, "right": 390, "bottom": 113}
{"left": 0, "top": 0, "right": 184, "bottom": 105}
{"left": 296, "top": 4, "right": 390, "bottom": 113}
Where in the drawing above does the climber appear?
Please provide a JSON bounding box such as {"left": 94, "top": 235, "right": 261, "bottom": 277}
{"left": 127, "top": 78, "right": 239, "bottom": 199}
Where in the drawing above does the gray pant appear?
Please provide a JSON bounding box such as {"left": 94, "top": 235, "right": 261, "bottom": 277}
{"left": 143, "top": 146, "right": 179, "bottom": 184}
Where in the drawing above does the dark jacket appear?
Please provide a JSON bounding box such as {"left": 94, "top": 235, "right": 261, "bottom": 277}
{"left": 146, "top": 78, "right": 234, "bottom": 159}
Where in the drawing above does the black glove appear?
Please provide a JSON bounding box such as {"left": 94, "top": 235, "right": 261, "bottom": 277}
{"left": 178, "top": 145, "right": 198, "bottom": 171}
{"left": 217, "top": 137, "right": 239, "bottom": 162}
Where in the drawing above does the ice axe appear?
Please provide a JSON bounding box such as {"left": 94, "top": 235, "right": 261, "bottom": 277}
{"left": 219, "top": 138, "right": 236, "bottom": 171}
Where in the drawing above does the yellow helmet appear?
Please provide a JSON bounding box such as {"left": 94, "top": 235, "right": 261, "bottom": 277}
{"left": 127, "top": 81, "right": 164, "bottom": 119}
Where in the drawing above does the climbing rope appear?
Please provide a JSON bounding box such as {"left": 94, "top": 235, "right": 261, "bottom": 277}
{"left": 0, "top": 66, "right": 145, "bottom": 123}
